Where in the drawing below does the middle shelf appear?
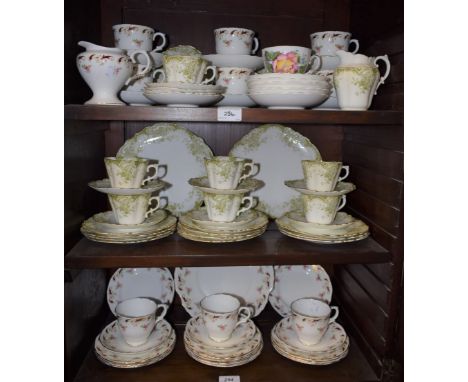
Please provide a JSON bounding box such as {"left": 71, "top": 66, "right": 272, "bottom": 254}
{"left": 65, "top": 229, "right": 391, "bottom": 268}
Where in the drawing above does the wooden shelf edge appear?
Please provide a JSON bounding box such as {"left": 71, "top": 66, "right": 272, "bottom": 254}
{"left": 65, "top": 104, "right": 403, "bottom": 125}
{"left": 64, "top": 231, "right": 391, "bottom": 269}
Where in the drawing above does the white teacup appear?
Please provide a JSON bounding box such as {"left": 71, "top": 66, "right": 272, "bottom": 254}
{"left": 116, "top": 297, "right": 168, "bottom": 347}
{"left": 123, "top": 64, "right": 154, "bottom": 92}
{"left": 104, "top": 157, "right": 160, "bottom": 189}
{"left": 126, "top": 49, "right": 163, "bottom": 68}
{"left": 108, "top": 193, "right": 166, "bottom": 225}
{"left": 216, "top": 67, "right": 253, "bottom": 94}
{"left": 204, "top": 193, "right": 255, "bottom": 222}
{"left": 154, "top": 55, "right": 217, "bottom": 84}
{"left": 301, "top": 160, "right": 349, "bottom": 191}
{"left": 113, "top": 24, "right": 167, "bottom": 52}
{"left": 214, "top": 27, "right": 259, "bottom": 55}
{"left": 291, "top": 298, "right": 339, "bottom": 346}
{"left": 302, "top": 194, "right": 346, "bottom": 224}
{"left": 205, "top": 156, "right": 257, "bottom": 190}
{"left": 310, "top": 31, "right": 359, "bottom": 56}
{"left": 200, "top": 294, "right": 251, "bottom": 342}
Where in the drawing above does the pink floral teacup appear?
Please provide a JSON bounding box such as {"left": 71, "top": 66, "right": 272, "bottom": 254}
{"left": 262, "top": 46, "right": 321, "bottom": 74}
{"left": 116, "top": 297, "right": 168, "bottom": 347}
{"left": 200, "top": 294, "right": 251, "bottom": 342}
{"left": 291, "top": 298, "right": 339, "bottom": 346}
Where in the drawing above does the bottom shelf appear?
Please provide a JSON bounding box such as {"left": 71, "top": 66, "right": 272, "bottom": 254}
{"left": 73, "top": 320, "right": 379, "bottom": 382}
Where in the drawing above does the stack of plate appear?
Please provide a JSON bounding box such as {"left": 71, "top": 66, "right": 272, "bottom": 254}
{"left": 247, "top": 73, "right": 331, "bottom": 109}
{"left": 143, "top": 82, "right": 225, "bottom": 107}
{"left": 81, "top": 210, "right": 177, "bottom": 244}
{"left": 184, "top": 315, "right": 263, "bottom": 367}
{"left": 94, "top": 319, "right": 176, "bottom": 368}
{"left": 271, "top": 316, "right": 349, "bottom": 365}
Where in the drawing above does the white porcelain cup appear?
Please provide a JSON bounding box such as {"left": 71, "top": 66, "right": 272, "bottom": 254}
{"left": 203, "top": 193, "right": 255, "bottom": 222}
{"left": 301, "top": 160, "right": 349, "bottom": 191}
{"left": 291, "top": 298, "right": 339, "bottom": 346}
{"left": 116, "top": 297, "right": 168, "bottom": 347}
{"left": 302, "top": 194, "right": 347, "bottom": 224}
{"left": 123, "top": 64, "right": 155, "bottom": 92}
{"left": 108, "top": 193, "right": 167, "bottom": 225}
{"left": 200, "top": 294, "right": 251, "bottom": 342}
{"left": 205, "top": 156, "right": 257, "bottom": 190}
{"left": 214, "top": 27, "right": 259, "bottom": 55}
{"left": 113, "top": 24, "right": 167, "bottom": 52}
{"left": 310, "top": 31, "right": 359, "bottom": 55}
{"left": 104, "top": 157, "right": 160, "bottom": 188}
{"left": 216, "top": 67, "right": 253, "bottom": 94}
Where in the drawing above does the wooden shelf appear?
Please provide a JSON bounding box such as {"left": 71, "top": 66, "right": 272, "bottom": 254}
{"left": 65, "top": 105, "right": 403, "bottom": 125}
{"left": 73, "top": 319, "right": 379, "bottom": 382}
{"left": 65, "top": 230, "right": 391, "bottom": 269}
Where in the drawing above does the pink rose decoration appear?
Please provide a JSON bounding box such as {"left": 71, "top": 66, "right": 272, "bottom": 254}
{"left": 273, "top": 52, "right": 299, "bottom": 73}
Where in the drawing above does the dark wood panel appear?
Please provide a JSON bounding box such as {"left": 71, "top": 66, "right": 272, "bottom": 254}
{"left": 343, "top": 141, "right": 403, "bottom": 180}
{"left": 65, "top": 105, "right": 404, "bottom": 124}
{"left": 365, "top": 262, "right": 393, "bottom": 287}
{"left": 323, "top": 0, "right": 350, "bottom": 30}
{"left": 386, "top": 52, "right": 404, "bottom": 84}
{"left": 371, "top": 82, "right": 404, "bottom": 111}
{"left": 366, "top": 32, "right": 404, "bottom": 57}
{"left": 344, "top": 264, "right": 391, "bottom": 310}
{"left": 105, "top": 121, "right": 125, "bottom": 157}
{"left": 64, "top": 232, "right": 391, "bottom": 268}
{"left": 344, "top": 124, "right": 403, "bottom": 152}
{"left": 347, "top": 189, "right": 400, "bottom": 235}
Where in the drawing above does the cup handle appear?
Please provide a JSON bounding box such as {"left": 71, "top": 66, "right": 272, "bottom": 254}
{"left": 251, "top": 37, "right": 259, "bottom": 55}
{"left": 338, "top": 165, "right": 350, "bottom": 182}
{"left": 201, "top": 65, "right": 217, "bottom": 85}
{"left": 234, "top": 306, "right": 252, "bottom": 329}
{"left": 306, "top": 55, "right": 322, "bottom": 74}
{"left": 239, "top": 162, "right": 254, "bottom": 182}
{"left": 349, "top": 39, "right": 359, "bottom": 53}
{"left": 152, "top": 68, "right": 166, "bottom": 83}
{"left": 152, "top": 32, "right": 167, "bottom": 52}
{"left": 237, "top": 196, "right": 255, "bottom": 216}
{"left": 145, "top": 196, "right": 160, "bottom": 218}
{"left": 329, "top": 306, "right": 339, "bottom": 323}
{"left": 142, "top": 164, "right": 159, "bottom": 185}
{"left": 155, "top": 304, "right": 168, "bottom": 324}
{"left": 373, "top": 55, "right": 391, "bottom": 94}
{"left": 337, "top": 195, "right": 347, "bottom": 211}
{"left": 125, "top": 50, "right": 151, "bottom": 86}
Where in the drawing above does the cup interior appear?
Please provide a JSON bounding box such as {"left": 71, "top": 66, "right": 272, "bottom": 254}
{"left": 116, "top": 297, "right": 157, "bottom": 318}
{"left": 291, "top": 298, "right": 330, "bottom": 318}
{"left": 207, "top": 156, "right": 244, "bottom": 164}
{"left": 201, "top": 294, "right": 240, "bottom": 314}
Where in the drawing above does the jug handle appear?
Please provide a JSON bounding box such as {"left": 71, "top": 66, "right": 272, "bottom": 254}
{"left": 125, "top": 50, "right": 152, "bottom": 86}
{"left": 373, "top": 55, "right": 391, "bottom": 94}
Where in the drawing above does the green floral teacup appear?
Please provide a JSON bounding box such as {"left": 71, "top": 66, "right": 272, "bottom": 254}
{"left": 205, "top": 156, "right": 257, "bottom": 190}
{"left": 301, "top": 160, "right": 349, "bottom": 192}
{"left": 302, "top": 194, "right": 346, "bottom": 224}
{"left": 108, "top": 192, "right": 166, "bottom": 224}
{"left": 104, "top": 157, "right": 160, "bottom": 189}
{"left": 262, "top": 46, "right": 321, "bottom": 74}
{"left": 204, "top": 193, "right": 255, "bottom": 222}
{"left": 154, "top": 55, "right": 217, "bottom": 84}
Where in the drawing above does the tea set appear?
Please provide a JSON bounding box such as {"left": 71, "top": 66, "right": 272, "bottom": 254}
{"left": 76, "top": 23, "right": 390, "bottom": 110}
{"left": 95, "top": 264, "right": 348, "bottom": 368}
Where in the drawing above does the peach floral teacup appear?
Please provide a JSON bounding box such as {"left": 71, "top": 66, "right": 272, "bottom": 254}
{"left": 262, "top": 46, "right": 321, "bottom": 74}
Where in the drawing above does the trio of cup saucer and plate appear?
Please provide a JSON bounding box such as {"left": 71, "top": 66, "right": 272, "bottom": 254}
{"left": 95, "top": 264, "right": 348, "bottom": 368}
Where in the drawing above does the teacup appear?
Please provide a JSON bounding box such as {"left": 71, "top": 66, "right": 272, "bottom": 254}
{"left": 205, "top": 156, "right": 257, "bottom": 190}
{"left": 126, "top": 49, "right": 163, "bottom": 68}
{"left": 203, "top": 193, "right": 255, "bottom": 222}
{"left": 216, "top": 67, "right": 253, "bottom": 94}
{"left": 115, "top": 297, "right": 168, "bottom": 346}
{"left": 200, "top": 293, "right": 251, "bottom": 342}
{"left": 154, "top": 55, "right": 217, "bottom": 84}
{"left": 104, "top": 157, "right": 160, "bottom": 188}
{"left": 214, "top": 27, "right": 259, "bottom": 55}
{"left": 310, "top": 31, "right": 359, "bottom": 56}
{"left": 302, "top": 194, "right": 346, "bottom": 224}
{"left": 262, "top": 46, "right": 321, "bottom": 74}
{"left": 301, "top": 160, "right": 349, "bottom": 191}
{"left": 291, "top": 298, "right": 339, "bottom": 346}
{"left": 123, "top": 64, "right": 154, "bottom": 92}
{"left": 113, "top": 24, "right": 167, "bottom": 52}
{"left": 108, "top": 193, "right": 166, "bottom": 224}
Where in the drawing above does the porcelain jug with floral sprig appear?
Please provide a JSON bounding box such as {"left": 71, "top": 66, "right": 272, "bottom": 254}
{"left": 76, "top": 41, "right": 151, "bottom": 105}
{"left": 333, "top": 50, "right": 391, "bottom": 110}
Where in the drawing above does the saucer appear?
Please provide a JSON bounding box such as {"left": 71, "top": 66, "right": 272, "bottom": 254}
{"left": 283, "top": 211, "right": 356, "bottom": 235}
{"left": 188, "top": 177, "right": 264, "bottom": 195}
{"left": 88, "top": 178, "right": 167, "bottom": 195}
{"left": 284, "top": 180, "right": 356, "bottom": 196}
{"left": 143, "top": 91, "right": 223, "bottom": 107}
{"left": 119, "top": 90, "right": 154, "bottom": 106}
{"left": 189, "top": 208, "right": 258, "bottom": 230}
{"left": 216, "top": 94, "right": 257, "bottom": 107}
{"left": 203, "top": 54, "right": 264, "bottom": 70}
{"left": 92, "top": 210, "right": 167, "bottom": 232}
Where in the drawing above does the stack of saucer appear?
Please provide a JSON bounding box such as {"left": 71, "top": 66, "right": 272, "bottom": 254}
{"left": 177, "top": 156, "right": 267, "bottom": 243}
{"left": 276, "top": 160, "right": 369, "bottom": 243}
{"left": 143, "top": 45, "right": 225, "bottom": 107}
{"left": 271, "top": 316, "right": 349, "bottom": 365}
{"left": 81, "top": 157, "right": 176, "bottom": 244}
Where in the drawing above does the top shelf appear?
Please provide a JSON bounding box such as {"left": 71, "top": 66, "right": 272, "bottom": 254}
{"left": 65, "top": 105, "right": 403, "bottom": 125}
